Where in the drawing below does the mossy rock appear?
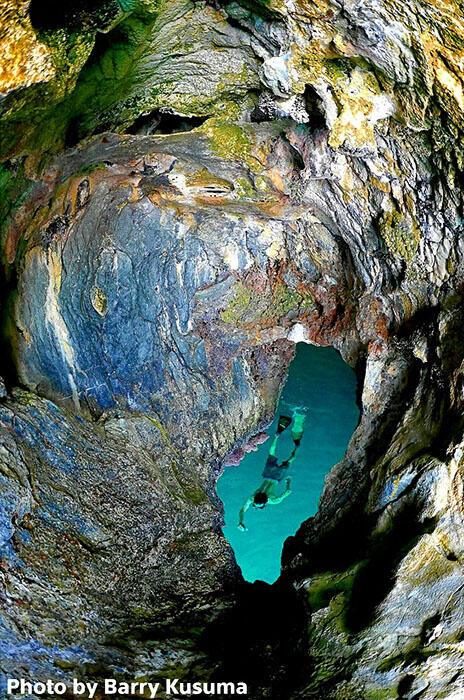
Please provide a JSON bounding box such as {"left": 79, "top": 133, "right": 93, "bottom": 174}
{"left": 202, "top": 121, "right": 261, "bottom": 172}
{"left": 220, "top": 280, "right": 314, "bottom": 327}
{"left": 267, "top": 282, "right": 315, "bottom": 318}
{"left": 220, "top": 283, "right": 256, "bottom": 325}
{"left": 0, "top": 162, "right": 35, "bottom": 262}
{"left": 306, "top": 569, "right": 358, "bottom": 613}
{"left": 234, "top": 177, "right": 257, "bottom": 199}
{"left": 364, "top": 689, "right": 399, "bottom": 700}
{"left": 378, "top": 207, "right": 420, "bottom": 263}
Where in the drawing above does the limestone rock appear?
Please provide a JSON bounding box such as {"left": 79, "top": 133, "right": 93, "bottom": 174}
{"left": 3, "top": 0, "right": 464, "bottom": 697}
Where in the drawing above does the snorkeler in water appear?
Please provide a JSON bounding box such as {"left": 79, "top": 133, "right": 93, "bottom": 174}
{"left": 238, "top": 409, "right": 307, "bottom": 531}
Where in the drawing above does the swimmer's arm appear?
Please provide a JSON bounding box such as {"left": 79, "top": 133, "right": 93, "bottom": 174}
{"left": 238, "top": 496, "right": 254, "bottom": 530}
{"left": 268, "top": 478, "right": 292, "bottom": 505}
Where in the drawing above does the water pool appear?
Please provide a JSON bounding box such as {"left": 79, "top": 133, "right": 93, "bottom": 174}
{"left": 216, "top": 343, "right": 360, "bottom": 583}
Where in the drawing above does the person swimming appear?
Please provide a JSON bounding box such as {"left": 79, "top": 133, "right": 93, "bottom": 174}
{"left": 238, "top": 409, "right": 306, "bottom": 531}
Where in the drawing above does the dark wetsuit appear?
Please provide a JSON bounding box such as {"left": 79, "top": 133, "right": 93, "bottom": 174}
{"left": 262, "top": 455, "right": 288, "bottom": 482}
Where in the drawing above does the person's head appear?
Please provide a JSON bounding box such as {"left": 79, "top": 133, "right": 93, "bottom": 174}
{"left": 253, "top": 491, "right": 268, "bottom": 509}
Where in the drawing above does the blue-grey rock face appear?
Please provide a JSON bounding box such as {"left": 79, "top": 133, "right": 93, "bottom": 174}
{"left": 13, "top": 129, "right": 354, "bottom": 428}
{"left": 12, "top": 126, "right": 462, "bottom": 434}
{"left": 20, "top": 194, "right": 209, "bottom": 414}
{"left": 3, "top": 128, "right": 321, "bottom": 686}
{"left": 4, "top": 0, "right": 464, "bottom": 691}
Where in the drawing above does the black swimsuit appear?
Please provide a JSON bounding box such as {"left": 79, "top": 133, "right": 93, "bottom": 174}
{"left": 262, "top": 455, "right": 287, "bottom": 482}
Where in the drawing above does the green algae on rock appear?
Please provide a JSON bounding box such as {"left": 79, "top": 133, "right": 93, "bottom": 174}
{"left": 0, "top": 0, "right": 261, "bottom": 158}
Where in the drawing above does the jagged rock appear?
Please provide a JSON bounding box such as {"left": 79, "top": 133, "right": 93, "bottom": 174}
{"left": 7, "top": 129, "right": 339, "bottom": 420}
{"left": 4, "top": 119, "right": 463, "bottom": 697}
{"left": 0, "top": 386, "right": 239, "bottom": 682}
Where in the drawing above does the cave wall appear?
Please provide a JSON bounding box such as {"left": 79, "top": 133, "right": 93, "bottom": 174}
{"left": 2, "top": 0, "right": 464, "bottom": 698}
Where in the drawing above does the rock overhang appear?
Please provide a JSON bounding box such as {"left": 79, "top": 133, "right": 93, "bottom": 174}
{"left": 7, "top": 115, "right": 460, "bottom": 435}
{"left": 8, "top": 126, "right": 366, "bottom": 421}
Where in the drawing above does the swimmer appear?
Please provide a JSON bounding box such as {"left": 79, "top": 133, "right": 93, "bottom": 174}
{"left": 238, "top": 409, "right": 307, "bottom": 531}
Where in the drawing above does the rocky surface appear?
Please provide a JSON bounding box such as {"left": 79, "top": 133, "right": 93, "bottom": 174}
{"left": 2, "top": 0, "right": 464, "bottom": 698}
{"left": 0, "top": 388, "right": 237, "bottom": 688}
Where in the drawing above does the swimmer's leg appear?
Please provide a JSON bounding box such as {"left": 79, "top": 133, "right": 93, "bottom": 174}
{"left": 269, "top": 414, "right": 291, "bottom": 456}
{"left": 281, "top": 443, "right": 299, "bottom": 469}
{"left": 269, "top": 434, "right": 279, "bottom": 456}
{"left": 292, "top": 410, "right": 307, "bottom": 446}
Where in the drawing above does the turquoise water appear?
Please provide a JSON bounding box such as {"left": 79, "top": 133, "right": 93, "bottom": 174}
{"left": 217, "top": 343, "right": 359, "bottom": 583}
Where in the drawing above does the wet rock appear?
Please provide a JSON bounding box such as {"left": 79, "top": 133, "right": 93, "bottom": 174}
{"left": 9, "top": 128, "right": 357, "bottom": 424}
{"left": 0, "top": 0, "right": 261, "bottom": 158}
{"left": 0, "top": 0, "right": 54, "bottom": 96}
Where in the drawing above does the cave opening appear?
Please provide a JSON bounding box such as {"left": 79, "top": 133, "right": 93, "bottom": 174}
{"left": 29, "top": 0, "right": 112, "bottom": 31}
{"left": 217, "top": 342, "right": 359, "bottom": 584}
{"left": 126, "top": 111, "right": 209, "bottom": 136}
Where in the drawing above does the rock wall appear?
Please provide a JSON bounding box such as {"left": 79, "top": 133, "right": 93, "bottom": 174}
{"left": 2, "top": 0, "right": 464, "bottom": 698}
